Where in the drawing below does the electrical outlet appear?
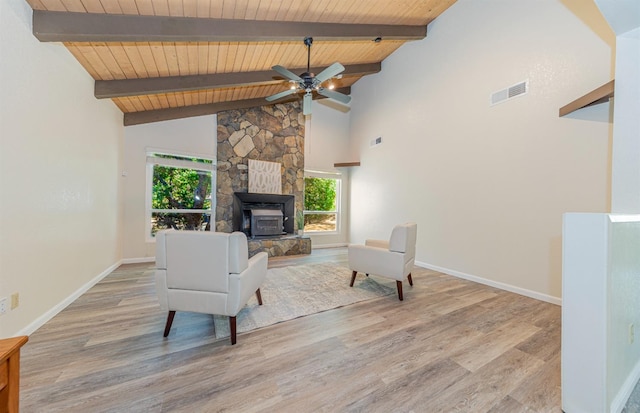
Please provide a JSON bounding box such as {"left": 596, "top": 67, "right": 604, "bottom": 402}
{"left": 11, "top": 293, "right": 19, "bottom": 310}
{"left": 630, "top": 323, "right": 635, "bottom": 344}
{"left": 0, "top": 297, "right": 7, "bottom": 315}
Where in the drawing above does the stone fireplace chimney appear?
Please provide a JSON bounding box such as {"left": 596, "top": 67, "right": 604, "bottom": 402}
{"left": 215, "top": 103, "right": 308, "bottom": 256}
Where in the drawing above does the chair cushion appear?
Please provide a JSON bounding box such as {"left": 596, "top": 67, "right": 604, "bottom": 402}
{"left": 365, "top": 239, "right": 389, "bottom": 249}
{"left": 164, "top": 231, "right": 230, "bottom": 293}
{"left": 348, "top": 244, "right": 406, "bottom": 280}
{"left": 167, "top": 289, "right": 229, "bottom": 315}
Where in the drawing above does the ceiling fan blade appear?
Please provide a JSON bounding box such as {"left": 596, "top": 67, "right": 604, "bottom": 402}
{"left": 272, "top": 65, "right": 302, "bottom": 82}
{"left": 303, "top": 92, "right": 312, "bottom": 115}
{"left": 318, "top": 88, "right": 351, "bottom": 104}
{"left": 265, "top": 88, "right": 298, "bottom": 102}
{"left": 314, "top": 62, "right": 346, "bottom": 84}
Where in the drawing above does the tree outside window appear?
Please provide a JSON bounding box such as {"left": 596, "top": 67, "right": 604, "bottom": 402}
{"left": 147, "top": 153, "right": 214, "bottom": 238}
{"left": 304, "top": 176, "right": 339, "bottom": 232}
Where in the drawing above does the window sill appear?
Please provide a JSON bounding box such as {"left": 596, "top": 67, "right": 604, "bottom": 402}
{"left": 304, "top": 231, "right": 340, "bottom": 236}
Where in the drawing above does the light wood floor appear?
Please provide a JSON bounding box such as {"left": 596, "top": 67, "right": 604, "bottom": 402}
{"left": 20, "top": 248, "right": 562, "bottom": 412}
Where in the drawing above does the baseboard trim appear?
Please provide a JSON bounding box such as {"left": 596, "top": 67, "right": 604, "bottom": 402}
{"left": 16, "top": 260, "right": 122, "bottom": 336}
{"left": 414, "top": 260, "right": 562, "bottom": 306}
{"left": 121, "top": 257, "right": 155, "bottom": 264}
{"left": 312, "top": 243, "right": 348, "bottom": 249}
{"left": 611, "top": 358, "right": 640, "bottom": 413}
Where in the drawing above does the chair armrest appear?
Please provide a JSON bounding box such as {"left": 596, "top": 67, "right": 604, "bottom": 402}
{"left": 348, "top": 244, "right": 406, "bottom": 280}
{"left": 226, "top": 252, "right": 268, "bottom": 315}
{"left": 365, "top": 239, "right": 389, "bottom": 249}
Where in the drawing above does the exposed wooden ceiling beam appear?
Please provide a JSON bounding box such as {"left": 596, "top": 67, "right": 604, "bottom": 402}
{"left": 95, "top": 63, "right": 380, "bottom": 98}
{"left": 33, "top": 10, "right": 426, "bottom": 43}
{"left": 123, "top": 87, "right": 351, "bottom": 126}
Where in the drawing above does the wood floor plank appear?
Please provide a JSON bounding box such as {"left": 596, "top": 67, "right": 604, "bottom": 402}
{"left": 339, "top": 317, "right": 427, "bottom": 349}
{"left": 258, "top": 310, "right": 388, "bottom": 359}
{"left": 450, "top": 318, "right": 541, "bottom": 372}
{"left": 516, "top": 323, "right": 562, "bottom": 362}
{"left": 487, "top": 395, "right": 534, "bottom": 413}
{"left": 375, "top": 323, "right": 484, "bottom": 385}
{"left": 19, "top": 247, "right": 563, "bottom": 412}
{"left": 428, "top": 348, "right": 545, "bottom": 412}
{"left": 509, "top": 352, "right": 562, "bottom": 412}
{"left": 342, "top": 358, "right": 470, "bottom": 412}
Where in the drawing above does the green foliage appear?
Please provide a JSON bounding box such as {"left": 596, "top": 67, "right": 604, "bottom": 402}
{"left": 152, "top": 166, "right": 211, "bottom": 210}
{"left": 296, "top": 210, "right": 304, "bottom": 230}
{"left": 304, "top": 177, "right": 336, "bottom": 211}
{"left": 152, "top": 165, "right": 212, "bottom": 233}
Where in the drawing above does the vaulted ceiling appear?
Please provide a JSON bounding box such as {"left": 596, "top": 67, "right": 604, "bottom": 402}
{"left": 25, "top": 0, "right": 457, "bottom": 125}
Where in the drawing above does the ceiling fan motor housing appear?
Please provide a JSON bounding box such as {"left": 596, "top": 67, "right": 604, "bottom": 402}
{"left": 300, "top": 72, "right": 316, "bottom": 89}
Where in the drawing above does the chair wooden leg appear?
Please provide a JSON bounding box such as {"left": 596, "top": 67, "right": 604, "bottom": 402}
{"left": 255, "top": 288, "right": 263, "bottom": 305}
{"left": 163, "top": 311, "right": 176, "bottom": 337}
{"left": 396, "top": 281, "right": 404, "bottom": 301}
{"left": 229, "top": 316, "right": 237, "bottom": 345}
{"left": 350, "top": 271, "right": 357, "bottom": 287}
{"left": 408, "top": 273, "right": 413, "bottom": 286}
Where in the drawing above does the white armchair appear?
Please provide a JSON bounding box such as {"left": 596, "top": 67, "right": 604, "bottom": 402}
{"left": 348, "top": 223, "right": 417, "bottom": 301}
{"left": 155, "top": 229, "right": 268, "bottom": 345}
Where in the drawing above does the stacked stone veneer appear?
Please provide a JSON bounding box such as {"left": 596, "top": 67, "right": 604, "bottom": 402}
{"left": 215, "top": 102, "right": 310, "bottom": 257}
{"left": 248, "top": 236, "right": 311, "bottom": 257}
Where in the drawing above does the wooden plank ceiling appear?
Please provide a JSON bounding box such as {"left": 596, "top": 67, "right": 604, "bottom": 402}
{"left": 25, "top": 0, "right": 457, "bottom": 125}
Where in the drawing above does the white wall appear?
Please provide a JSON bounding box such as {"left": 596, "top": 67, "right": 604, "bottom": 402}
{"left": 610, "top": 26, "right": 640, "bottom": 213}
{"left": 594, "top": 0, "right": 640, "bottom": 36}
{"left": 122, "top": 116, "right": 217, "bottom": 260}
{"left": 0, "top": 0, "right": 124, "bottom": 337}
{"left": 305, "top": 100, "right": 352, "bottom": 170}
{"left": 348, "top": 0, "right": 614, "bottom": 302}
{"left": 562, "top": 214, "right": 640, "bottom": 413}
{"left": 304, "top": 100, "right": 352, "bottom": 246}
{"left": 608, "top": 215, "right": 640, "bottom": 410}
{"left": 562, "top": 2, "right": 640, "bottom": 411}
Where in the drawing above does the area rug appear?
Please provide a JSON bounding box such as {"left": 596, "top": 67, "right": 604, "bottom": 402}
{"left": 213, "top": 262, "right": 396, "bottom": 339}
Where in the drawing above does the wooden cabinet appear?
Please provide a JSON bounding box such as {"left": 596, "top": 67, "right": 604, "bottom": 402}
{"left": 0, "top": 336, "right": 28, "bottom": 413}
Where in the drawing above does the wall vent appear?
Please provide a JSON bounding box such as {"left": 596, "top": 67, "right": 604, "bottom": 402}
{"left": 490, "top": 80, "right": 528, "bottom": 106}
{"left": 370, "top": 136, "right": 383, "bottom": 147}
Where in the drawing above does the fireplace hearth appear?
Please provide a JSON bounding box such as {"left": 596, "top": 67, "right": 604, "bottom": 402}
{"left": 233, "top": 192, "right": 295, "bottom": 238}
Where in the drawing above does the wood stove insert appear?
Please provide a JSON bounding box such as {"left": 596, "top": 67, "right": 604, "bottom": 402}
{"left": 233, "top": 192, "right": 295, "bottom": 237}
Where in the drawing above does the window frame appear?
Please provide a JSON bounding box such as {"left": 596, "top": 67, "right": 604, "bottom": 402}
{"left": 145, "top": 148, "right": 216, "bottom": 242}
{"left": 303, "top": 170, "right": 342, "bottom": 235}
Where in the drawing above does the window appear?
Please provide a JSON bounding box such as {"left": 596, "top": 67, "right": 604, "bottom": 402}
{"left": 146, "top": 151, "right": 215, "bottom": 239}
{"left": 304, "top": 173, "right": 341, "bottom": 233}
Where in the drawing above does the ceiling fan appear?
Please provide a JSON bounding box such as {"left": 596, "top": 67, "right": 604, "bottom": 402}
{"left": 266, "top": 37, "right": 352, "bottom": 115}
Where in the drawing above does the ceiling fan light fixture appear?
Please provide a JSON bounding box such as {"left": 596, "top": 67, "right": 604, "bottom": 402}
{"left": 267, "top": 37, "right": 349, "bottom": 115}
